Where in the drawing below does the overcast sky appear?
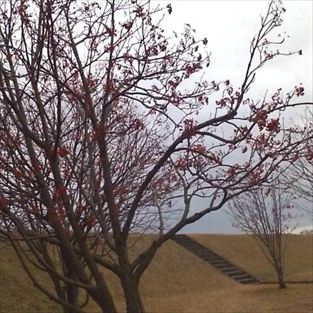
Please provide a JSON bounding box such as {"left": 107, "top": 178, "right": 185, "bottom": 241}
{"left": 156, "top": 0, "right": 313, "bottom": 233}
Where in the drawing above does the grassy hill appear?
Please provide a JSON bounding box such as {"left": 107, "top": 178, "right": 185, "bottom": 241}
{"left": 0, "top": 234, "right": 312, "bottom": 313}
{"left": 190, "top": 234, "right": 313, "bottom": 282}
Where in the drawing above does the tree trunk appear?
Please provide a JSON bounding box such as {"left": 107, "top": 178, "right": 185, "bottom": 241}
{"left": 275, "top": 262, "right": 286, "bottom": 289}
{"left": 278, "top": 279, "right": 286, "bottom": 289}
{"left": 62, "top": 304, "right": 81, "bottom": 313}
{"left": 88, "top": 288, "right": 118, "bottom": 313}
{"left": 60, "top": 249, "right": 117, "bottom": 313}
{"left": 121, "top": 274, "right": 145, "bottom": 313}
{"left": 277, "top": 271, "right": 286, "bottom": 289}
{"left": 64, "top": 284, "right": 80, "bottom": 313}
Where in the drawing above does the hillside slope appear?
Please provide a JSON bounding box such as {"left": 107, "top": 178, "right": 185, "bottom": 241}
{"left": 191, "top": 234, "right": 313, "bottom": 282}
{"left": 0, "top": 234, "right": 312, "bottom": 313}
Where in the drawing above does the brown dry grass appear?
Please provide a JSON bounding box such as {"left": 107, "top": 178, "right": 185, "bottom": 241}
{"left": 190, "top": 234, "right": 313, "bottom": 282}
{"left": 0, "top": 234, "right": 312, "bottom": 313}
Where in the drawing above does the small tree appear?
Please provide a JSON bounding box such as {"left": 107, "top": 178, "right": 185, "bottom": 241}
{"left": 287, "top": 107, "right": 313, "bottom": 214}
{"left": 229, "top": 185, "right": 295, "bottom": 288}
{"left": 0, "top": 0, "right": 312, "bottom": 312}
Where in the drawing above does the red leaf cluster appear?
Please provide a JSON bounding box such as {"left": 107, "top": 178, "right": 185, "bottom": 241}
{"left": 0, "top": 196, "right": 7, "bottom": 209}
{"left": 182, "top": 119, "right": 196, "bottom": 137}
{"left": 254, "top": 109, "right": 268, "bottom": 130}
{"left": 57, "top": 147, "right": 69, "bottom": 158}
{"left": 52, "top": 186, "right": 66, "bottom": 202}
{"left": 266, "top": 118, "right": 280, "bottom": 132}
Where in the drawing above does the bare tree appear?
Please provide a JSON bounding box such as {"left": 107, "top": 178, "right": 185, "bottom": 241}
{"left": 287, "top": 107, "right": 313, "bottom": 214}
{"left": 0, "top": 0, "right": 312, "bottom": 312}
{"left": 229, "top": 185, "right": 295, "bottom": 288}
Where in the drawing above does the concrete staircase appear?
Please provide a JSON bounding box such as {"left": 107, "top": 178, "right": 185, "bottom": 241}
{"left": 172, "top": 234, "right": 259, "bottom": 285}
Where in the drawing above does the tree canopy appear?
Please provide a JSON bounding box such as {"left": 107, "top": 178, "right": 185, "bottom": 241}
{"left": 0, "top": 1, "right": 312, "bottom": 312}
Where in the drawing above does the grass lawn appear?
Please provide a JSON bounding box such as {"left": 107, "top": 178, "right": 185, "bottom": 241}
{"left": 0, "top": 234, "right": 312, "bottom": 313}
{"left": 190, "top": 234, "right": 313, "bottom": 282}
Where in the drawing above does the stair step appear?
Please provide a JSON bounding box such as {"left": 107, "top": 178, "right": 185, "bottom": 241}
{"left": 221, "top": 269, "right": 244, "bottom": 275}
{"left": 215, "top": 264, "right": 235, "bottom": 269}
{"left": 237, "top": 278, "right": 259, "bottom": 284}
{"left": 230, "top": 273, "right": 252, "bottom": 279}
{"left": 172, "top": 235, "right": 259, "bottom": 285}
{"left": 209, "top": 259, "right": 229, "bottom": 264}
{"left": 199, "top": 255, "right": 225, "bottom": 264}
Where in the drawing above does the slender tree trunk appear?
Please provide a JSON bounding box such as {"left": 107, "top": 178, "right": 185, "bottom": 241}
{"left": 88, "top": 288, "right": 118, "bottom": 313}
{"left": 277, "top": 270, "right": 286, "bottom": 289}
{"left": 59, "top": 252, "right": 81, "bottom": 313}
{"left": 63, "top": 304, "right": 81, "bottom": 313}
{"left": 115, "top": 238, "right": 145, "bottom": 313}
{"left": 121, "top": 276, "right": 145, "bottom": 313}
{"left": 278, "top": 278, "right": 286, "bottom": 289}
{"left": 64, "top": 282, "right": 80, "bottom": 313}
{"left": 274, "top": 261, "right": 286, "bottom": 289}
{"left": 57, "top": 284, "right": 80, "bottom": 313}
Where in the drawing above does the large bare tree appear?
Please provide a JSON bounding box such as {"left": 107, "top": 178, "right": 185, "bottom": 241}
{"left": 0, "top": 0, "right": 312, "bottom": 312}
